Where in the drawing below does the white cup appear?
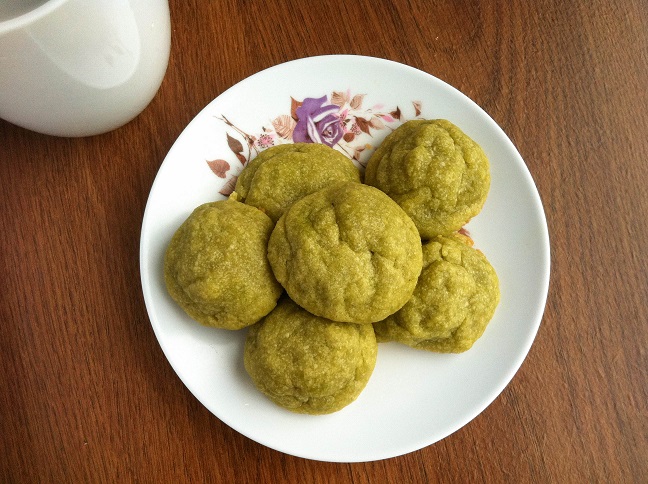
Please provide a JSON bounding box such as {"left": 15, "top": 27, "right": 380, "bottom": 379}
{"left": 0, "top": 0, "right": 170, "bottom": 137}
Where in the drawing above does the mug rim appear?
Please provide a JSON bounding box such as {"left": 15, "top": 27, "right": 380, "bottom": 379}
{"left": 0, "top": 0, "right": 68, "bottom": 35}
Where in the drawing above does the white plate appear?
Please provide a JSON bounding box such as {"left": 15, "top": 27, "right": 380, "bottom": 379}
{"left": 140, "top": 55, "right": 550, "bottom": 462}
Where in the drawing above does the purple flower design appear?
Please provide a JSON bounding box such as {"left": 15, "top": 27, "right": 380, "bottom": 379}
{"left": 211, "top": 92, "right": 416, "bottom": 195}
{"left": 293, "top": 95, "right": 343, "bottom": 147}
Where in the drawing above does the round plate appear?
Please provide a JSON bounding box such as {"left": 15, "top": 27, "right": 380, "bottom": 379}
{"left": 140, "top": 55, "right": 550, "bottom": 462}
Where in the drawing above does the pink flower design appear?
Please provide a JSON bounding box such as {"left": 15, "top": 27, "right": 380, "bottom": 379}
{"left": 256, "top": 133, "right": 275, "bottom": 149}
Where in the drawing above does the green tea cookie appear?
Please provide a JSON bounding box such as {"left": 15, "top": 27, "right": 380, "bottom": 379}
{"left": 231, "top": 143, "right": 361, "bottom": 222}
{"left": 244, "top": 297, "right": 377, "bottom": 414}
{"left": 164, "top": 199, "right": 283, "bottom": 330}
{"left": 373, "top": 234, "right": 500, "bottom": 353}
{"left": 268, "top": 182, "right": 423, "bottom": 324}
{"left": 364, "top": 119, "right": 490, "bottom": 238}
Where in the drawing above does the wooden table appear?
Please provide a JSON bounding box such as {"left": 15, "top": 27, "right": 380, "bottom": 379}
{"left": 2, "top": 1, "right": 646, "bottom": 481}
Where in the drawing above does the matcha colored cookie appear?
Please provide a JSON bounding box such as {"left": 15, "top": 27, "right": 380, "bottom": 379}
{"left": 230, "top": 143, "right": 361, "bottom": 222}
{"left": 373, "top": 233, "right": 500, "bottom": 353}
{"left": 164, "top": 199, "right": 283, "bottom": 330}
{"left": 244, "top": 297, "right": 378, "bottom": 414}
{"left": 267, "top": 182, "right": 423, "bottom": 324}
{"left": 364, "top": 119, "right": 490, "bottom": 238}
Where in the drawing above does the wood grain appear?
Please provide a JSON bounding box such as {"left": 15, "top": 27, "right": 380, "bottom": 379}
{"left": 1, "top": 0, "right": 646, "bottom": 482}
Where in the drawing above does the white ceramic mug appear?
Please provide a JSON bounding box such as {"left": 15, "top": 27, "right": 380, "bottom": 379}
{"left": 0, "top": 0, "right": 170, "bottom": 137}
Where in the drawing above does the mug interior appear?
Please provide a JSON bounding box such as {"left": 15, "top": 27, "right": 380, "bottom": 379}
{"left": 0, "top": 0, "right": 67, "bottom": 33}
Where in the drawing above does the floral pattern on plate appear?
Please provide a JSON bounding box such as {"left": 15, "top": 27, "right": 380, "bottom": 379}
{"left": 205, "top": 90, "right": 423, "bottom": 196}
